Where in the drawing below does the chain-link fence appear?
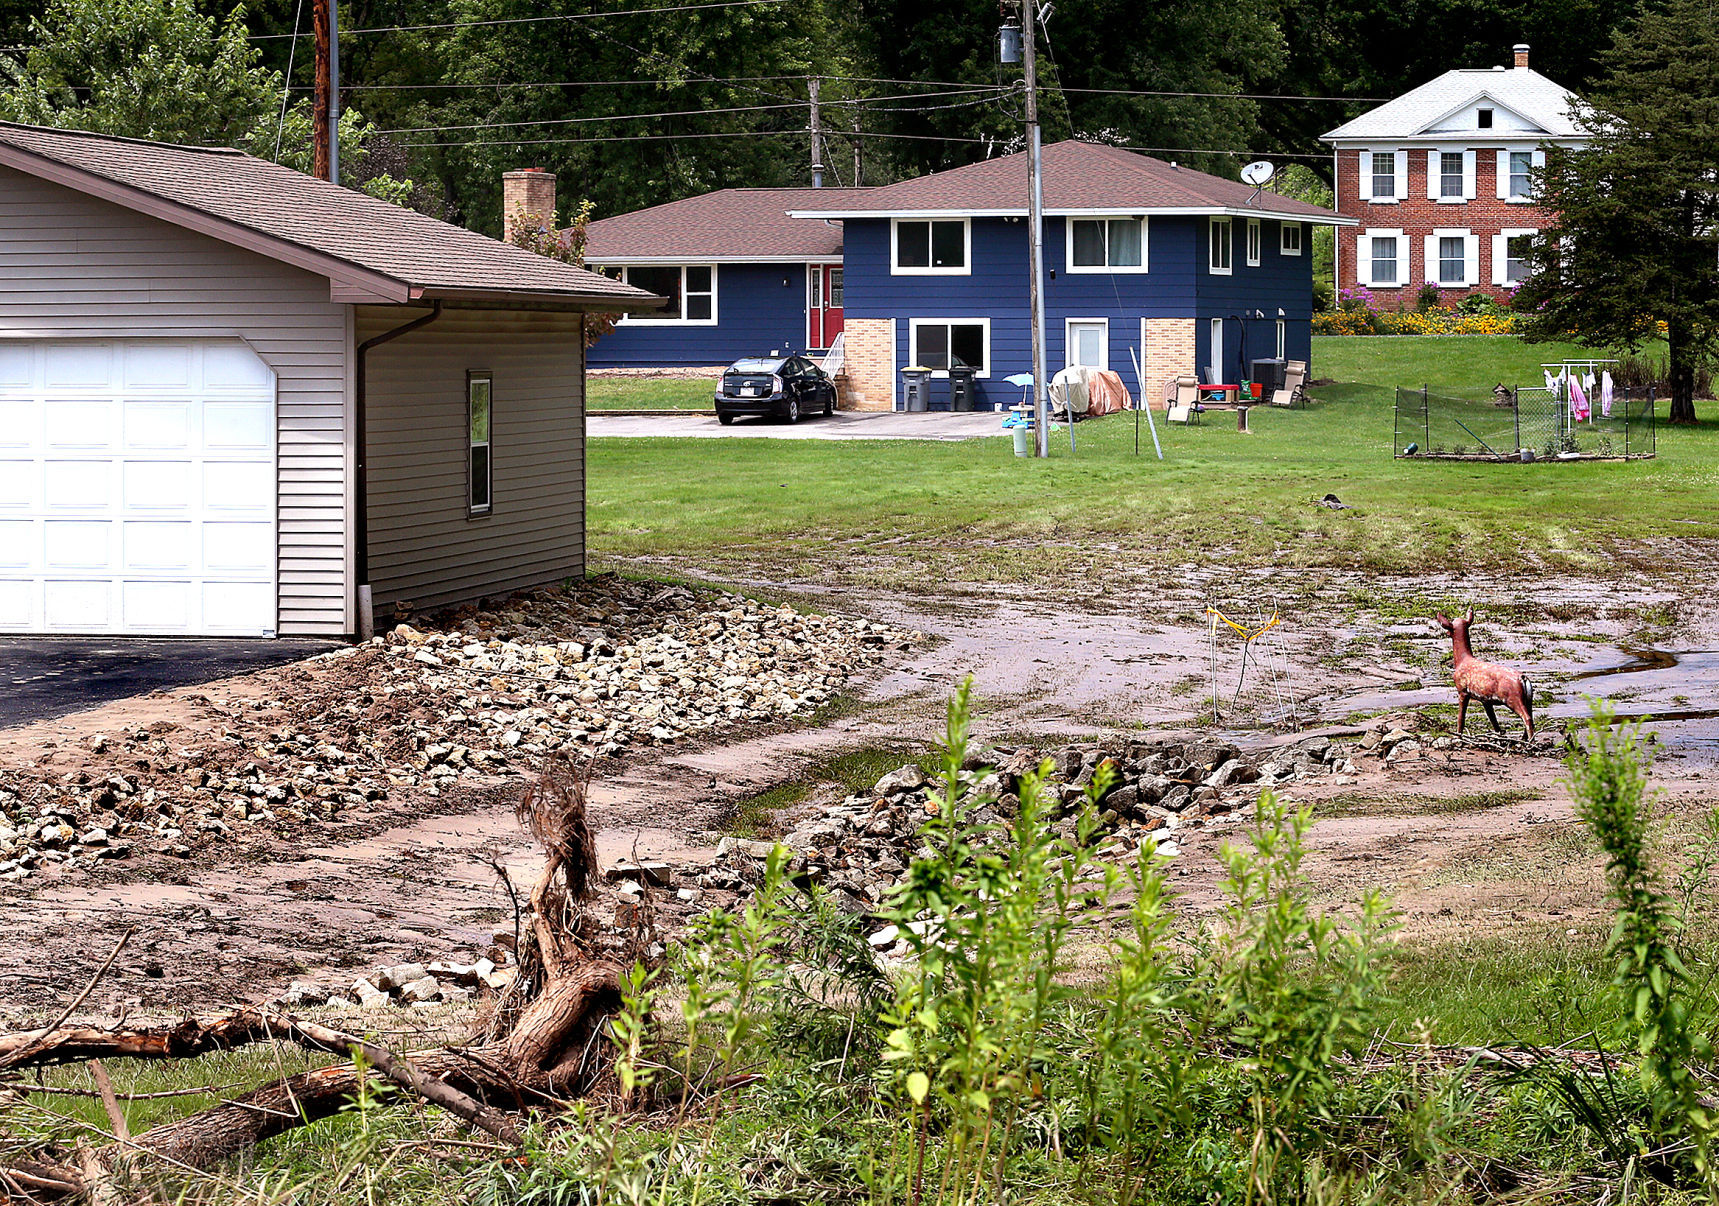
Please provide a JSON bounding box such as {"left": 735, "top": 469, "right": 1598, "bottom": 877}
{"left": 1394, "top": 384, "right": 1656, "bottom": 460}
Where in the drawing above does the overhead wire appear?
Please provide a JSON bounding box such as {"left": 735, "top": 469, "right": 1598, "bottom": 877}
{"left": 248, "top": 0, "right": 794, "bottom": 40}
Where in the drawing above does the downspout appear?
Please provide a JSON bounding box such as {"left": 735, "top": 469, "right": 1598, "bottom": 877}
{"left": 354, "top": 301, "right": 442, "bottom": 633}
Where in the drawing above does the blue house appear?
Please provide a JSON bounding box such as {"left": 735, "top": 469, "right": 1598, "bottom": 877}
{"left": 583, "top": 187, "right": 865, "bottom": 366}
{"left": 584, "top": 141, "right": 1352, "bottom": 411}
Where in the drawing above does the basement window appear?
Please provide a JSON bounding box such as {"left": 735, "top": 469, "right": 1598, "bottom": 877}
{"left": 468, "top": 371, "right": 492, "bottom": 517}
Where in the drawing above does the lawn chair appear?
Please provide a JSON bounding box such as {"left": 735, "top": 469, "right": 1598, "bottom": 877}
{"left": 1166, "top": 375, "right": 1202, "bottom": 424}
{"left": 1271, "top": 359, "right": 1307, "bottom": 408}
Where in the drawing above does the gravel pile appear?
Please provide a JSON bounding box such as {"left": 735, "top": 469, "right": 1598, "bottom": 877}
{"left": 0, "top": 577, "right": 914, "bottom": 882}
{"left": 697, "top": 732, "right": 1357, "bottom": 947}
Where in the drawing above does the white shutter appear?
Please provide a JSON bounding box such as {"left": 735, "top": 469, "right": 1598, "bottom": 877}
{"left": 1464, "top": 233, "right": 1481, "bottom": 286}
{"left": 1394, "top": 151, "right": 1408, "bottom": 201}
{"left": 1358, "top": 151, "right": 1372, "bottom": 201}
{"left": 1424, "top": 235, "right": 1439, "bottom": 286}
{"left": 1355, "top": 234, "right": 1372, "bottom": 285}
{"left": 1495, "top": 149, "right": 1511, "bottom": 199}
{"left": 1462, "top": 150, "right": 1477, "bottom": 199}
{"left": 1491, "top": 234, "right": 1508, "bottom": 285}
{"left": 1426, "top": 150, "right": 1440, "bottom": 200}
{"left": 1530, "top": 148, "right": 1546, "bottom": 200}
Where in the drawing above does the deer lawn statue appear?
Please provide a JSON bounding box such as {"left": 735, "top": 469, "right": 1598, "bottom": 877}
{"left": 1437, "top": 608, "right": 1535, "bottom": 741}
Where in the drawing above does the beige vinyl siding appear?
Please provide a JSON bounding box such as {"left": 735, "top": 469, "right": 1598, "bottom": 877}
{"left": 359, "top": 308, "right": 586, "bottom": 616}
{"left": 0, "top": 166, "right": 351, "bottom": 636}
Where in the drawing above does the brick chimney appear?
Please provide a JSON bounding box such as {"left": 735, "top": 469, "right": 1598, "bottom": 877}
{"left": 502, "top": 167, "right": 557, "bottom": 243}
{"left": 1513, "top": 43, "right": 1530, "bottom": 69}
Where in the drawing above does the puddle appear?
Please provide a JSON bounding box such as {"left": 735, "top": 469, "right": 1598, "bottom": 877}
{"left": 1566, "top": 647, "right": 1686, "bottom": 681}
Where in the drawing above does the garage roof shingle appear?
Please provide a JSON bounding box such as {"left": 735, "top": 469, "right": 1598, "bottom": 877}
{"left": 0, "top": 121, "right": 655, "bottom": 307}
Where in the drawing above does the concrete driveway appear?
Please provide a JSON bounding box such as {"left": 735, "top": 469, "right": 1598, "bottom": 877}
{"left": 589, "top": 410, "right": 1007, "bottom": 441}
{"left": 0, "top": 636, "right": 344, "bottom": 729}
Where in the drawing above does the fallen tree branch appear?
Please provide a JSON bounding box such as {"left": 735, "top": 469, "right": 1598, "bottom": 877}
{"left": 0, "top": 1007, "right": 282, "bottom": 1070}
{"left": 0, "top": 930, "right": 133, "bottom": 1070}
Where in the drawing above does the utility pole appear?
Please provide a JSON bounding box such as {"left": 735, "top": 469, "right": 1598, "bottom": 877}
{"left": 809, "top": 76, "right": 824, "bottom": 188}
{"left": 1022, "top": 1, "right": 1048, "bottom": 457}
{"left": 852, "top": 116, "right": 861, "bottom": 186}
{"left": 312, "top": 0, "right": 329, "bottom": 181}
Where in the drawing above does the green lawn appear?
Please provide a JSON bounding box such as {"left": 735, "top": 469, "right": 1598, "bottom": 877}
{"left": 587, "top": 374, "right": 714, "bottom": 410}
{"left": 588, "top": 335, "right": 1719, "bottom": 587}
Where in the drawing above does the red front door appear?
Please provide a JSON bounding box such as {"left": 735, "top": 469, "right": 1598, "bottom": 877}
{"left": 807, "top": 264, "right": 844, "bottom": 350}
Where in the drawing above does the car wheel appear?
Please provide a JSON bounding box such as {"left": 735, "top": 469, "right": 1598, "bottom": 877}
{"left": 717, "top": 413, "right": 734, "bottom": 426}
{"left": 823, "top": 388, "right": 834, "bottom": 416}
{"left": 785, "top": 396, "right": 800, "bottom": 424}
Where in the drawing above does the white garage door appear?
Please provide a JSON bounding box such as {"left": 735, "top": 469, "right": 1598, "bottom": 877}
{"left": 0, "top": 340, "right": 277, "bottom": 636}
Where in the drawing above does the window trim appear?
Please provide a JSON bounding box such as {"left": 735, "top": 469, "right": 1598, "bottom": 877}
{"left": 1208, "top": 217, "right": 1232, "bottom": 275}
{"left": 1425, "top": 226, "right": 1476, "bottom": 288}
{"left": 1245, "top": 219, "right": 1262, "bottom": 266}
{"left": 1506, "top": 148, "right": 1538, "bottom": 202}
{"left": 467, "top": 370, "right": 492, "bottom": 519}
{"left": 1280, "top": 222, "right": 1303, "bottom": 256}
{"left": 1063, "top": 214, "right": 1149, "bottom": 274}
{"left": 1438, "top": 150, "right": 1465, "bottom": 201}
{"left": 1064, "top": 317, "right": 1110, "bottom": 370}
{"left": 907, "top": 317, "right": 992, "bottom": 378}
{"left": 1275, "top": 319, "right": 1286, "bottom": 360}
{"left": 1494, "top": 226, "right": 1538, "bottom": 285}
{"left": 1358, "top": 227, "right": 1404, "bottom": 288}
{"left": 890, "top": 217, "right": 971, "bottom": 276}
{"left": 1369, "top": 149, "right": 1400, "bottom": 203}
{"left": 1435, "top": 233, "right": 1467, "bottom": 286}
{"left": 613, "top": 264, "right": 719, "bottom": 326}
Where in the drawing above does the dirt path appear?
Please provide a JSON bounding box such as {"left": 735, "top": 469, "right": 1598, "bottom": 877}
{"left": 4, "top": 569, "right": 1716, "bottom": 1025}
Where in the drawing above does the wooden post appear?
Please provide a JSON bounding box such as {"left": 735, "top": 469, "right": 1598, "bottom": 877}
{"left": 312, "top": 0, "right": 329, "bottom": 182}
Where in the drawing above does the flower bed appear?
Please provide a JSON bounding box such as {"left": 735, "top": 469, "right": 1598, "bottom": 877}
{"left": 1313, "top": 284, "right": 1521, "bottom": 336}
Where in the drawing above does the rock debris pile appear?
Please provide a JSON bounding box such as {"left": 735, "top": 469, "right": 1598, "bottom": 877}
{"left": 0, "top": 576, "right": 914, "bottom": 881}
{"left": 694, "top": 732, "right": 1357, "bottom": 929}
{"left": 275, "top": 956, "right": 518, "bottom": 1012}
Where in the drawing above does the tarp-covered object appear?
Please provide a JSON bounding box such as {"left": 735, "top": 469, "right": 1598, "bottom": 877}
{"left": 1050, "top": 365, "right": 1091, "bottom": 419}
{"left": 1088, "top": 370, "right": 1129, "bottom": 414}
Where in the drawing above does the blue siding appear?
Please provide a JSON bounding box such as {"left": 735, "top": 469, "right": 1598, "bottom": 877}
{"left": 587, "top": 262, "right": 812, "bottom": 368}
{"left": 848, "top": 215, "right": 1311, "bottom": 411}
{"left": 1194, "top": 219, "right": 1314, "bottom": 386}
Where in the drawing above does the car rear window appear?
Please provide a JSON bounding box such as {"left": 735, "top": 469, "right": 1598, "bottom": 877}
{"left": 728, "top": 358, "right": 786, "bottom": 374}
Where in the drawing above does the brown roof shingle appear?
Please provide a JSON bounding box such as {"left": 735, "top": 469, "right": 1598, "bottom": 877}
{"left": 584, "top": 187, "right": 870, "bottom": 261}
{"left": 0, "top": 121, "right": 655, "bottom": 307}
{"left": 787, "top": 141, "right": 1349, "bottom": 222}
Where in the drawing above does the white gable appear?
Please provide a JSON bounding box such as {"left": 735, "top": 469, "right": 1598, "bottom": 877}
{"left": 1424, "top": 96, "right": 1548, "bottom": 135}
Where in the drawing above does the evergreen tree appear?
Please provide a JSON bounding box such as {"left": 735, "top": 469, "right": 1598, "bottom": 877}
{"left": 1514, "top": 0, "right": 1719, "bottom": 423}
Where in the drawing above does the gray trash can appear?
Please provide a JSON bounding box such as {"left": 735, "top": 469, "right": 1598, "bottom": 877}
{"left": 901, "top": 367, "right": 932, "bottom": 412}
{"left": 949, "top": 365, "right": 977, "bottom": 411}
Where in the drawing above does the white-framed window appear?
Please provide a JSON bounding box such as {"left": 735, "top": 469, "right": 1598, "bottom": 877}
{"left": 1509, "top": 150, "right": 1533, "bottom": 199}
{"left": 1371, "top": 151, "right": 1397, "bottom": 199}
{"left": 1437, "top": 235, "right": 1465, "bottom": 284}
{"left": 614, "top": 264, "right": 717, "bottom": 324}
{"left": 1477, "top": 107, "right": 1493, "bottom": 129}
{"left": 1245, "top": 219, "right": 1262, "bottom": 266}
{"left": 1357, "top": 228, "right": 1403, "bottom": 287}
{"left": 1492, "top": 227, "right": 1538, "bottom": 285}
{"left": 467, "top": 371, "right": 492, "bottom": 517}
{"left": 1280, "top": 222, "right": 1302, "bottom": 255}
{"left": 908, "top": 317, "right": 991, "bottom": 377}
{"left": 892, "top": 217, "right": 969, "bottom": 274}
{"left": 1208, "top": 317, "right": 1225, "bottom": 381}
{"left": 1424, "top": 227, "right": 1478, "bottom": 287}
{"left": 1209, "top": 217, "right": 1232, "bottom": 275}
{"left": 1439, "top": 151, "right": 1464, "bottom": 199}
{"left": 1275, "top": 319, "right": 1286, "bottom": 359}
{"left": 1065, "top": 216, "right": 1147, "bottom": 272}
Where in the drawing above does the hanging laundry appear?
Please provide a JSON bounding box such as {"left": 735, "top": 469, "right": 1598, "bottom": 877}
{"left": 1601, "top": 370, "right": 1615, "bottom": 417}
{"left": 1544, "top": 368, "right": 1559, "bottom": 392}
{"left": 1570, "top": 374, "right": 1591, "bottom": 422}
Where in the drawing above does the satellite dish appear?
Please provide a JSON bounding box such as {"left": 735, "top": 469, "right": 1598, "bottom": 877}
{"left": 1240, "top": 160, "right": 1276, "bottom": 186}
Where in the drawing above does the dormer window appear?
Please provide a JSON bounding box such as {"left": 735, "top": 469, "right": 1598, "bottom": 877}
{"left": 1478, "top": 108, "right": 1494, "bottom": 129}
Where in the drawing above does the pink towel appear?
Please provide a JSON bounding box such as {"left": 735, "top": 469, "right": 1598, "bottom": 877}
{"left": 1570, "top": 376, "right": 1591, "bottom": 422}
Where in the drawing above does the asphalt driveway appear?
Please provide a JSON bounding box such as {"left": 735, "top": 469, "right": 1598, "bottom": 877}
{"left": 589, "top": 411, "right": 1007, "bottom": 440}
{"left": 0, "top": 636, "right": 345, "bottom": 729}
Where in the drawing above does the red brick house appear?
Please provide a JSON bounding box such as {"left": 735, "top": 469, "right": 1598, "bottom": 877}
{"left": 1322, "top": 44, "right": 1585, "bottom": 299}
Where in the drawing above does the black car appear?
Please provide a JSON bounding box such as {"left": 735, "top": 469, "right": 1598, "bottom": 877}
{"left": 714, "top": 354, "right": 836, "bottom": 424}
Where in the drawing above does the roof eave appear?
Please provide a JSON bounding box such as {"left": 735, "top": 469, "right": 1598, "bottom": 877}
{"left": 414, "top": 284, "right": 665, "bottom": 312}
{"left": 788, "top": 205, "right": 1349, "bottom": 224}
{"left": 0, "top": 140, "right": 416, "bottom": 303}
{"left": 584, "top": 254, "right": 842, "bottom": 265}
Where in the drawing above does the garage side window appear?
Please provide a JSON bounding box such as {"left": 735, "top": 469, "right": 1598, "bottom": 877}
{"left": 468, "top": 371, "right": 492, "bottom": 517}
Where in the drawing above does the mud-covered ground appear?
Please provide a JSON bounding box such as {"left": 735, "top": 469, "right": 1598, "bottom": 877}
{"left": 3, "top": 559, "right": 1716, "bottom": 1026}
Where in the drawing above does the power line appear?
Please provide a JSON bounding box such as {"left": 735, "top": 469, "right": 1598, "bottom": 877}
{"left": 250, "top": 0, "right": 792, "bottom": 40}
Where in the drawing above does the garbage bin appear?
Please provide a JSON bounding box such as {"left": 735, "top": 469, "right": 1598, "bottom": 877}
{"left": 949, "top": 365, "right": 977, "bottom": 412}
{"left": 901, "top": 367, "right": 932, "bottom": 412}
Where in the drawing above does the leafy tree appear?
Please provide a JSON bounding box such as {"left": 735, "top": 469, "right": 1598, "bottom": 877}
{"left": 1514, "top": 0, "right": 1719, "bottom": 423}
{"left": 0, "top": 0, "right": 411, "bottom": 203}
{"left": 0, "top": 0, "right": 280, "bottom": 144}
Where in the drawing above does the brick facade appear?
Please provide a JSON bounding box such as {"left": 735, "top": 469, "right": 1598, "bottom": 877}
{"left": 836, "top": 317, "right": 895, "bottom": 411}
{"left": 1142, "top": 317, "right": 1197, "bottom": 409}
{"left": 1334, "top": 148, "right": 1554, "bottom": 300}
